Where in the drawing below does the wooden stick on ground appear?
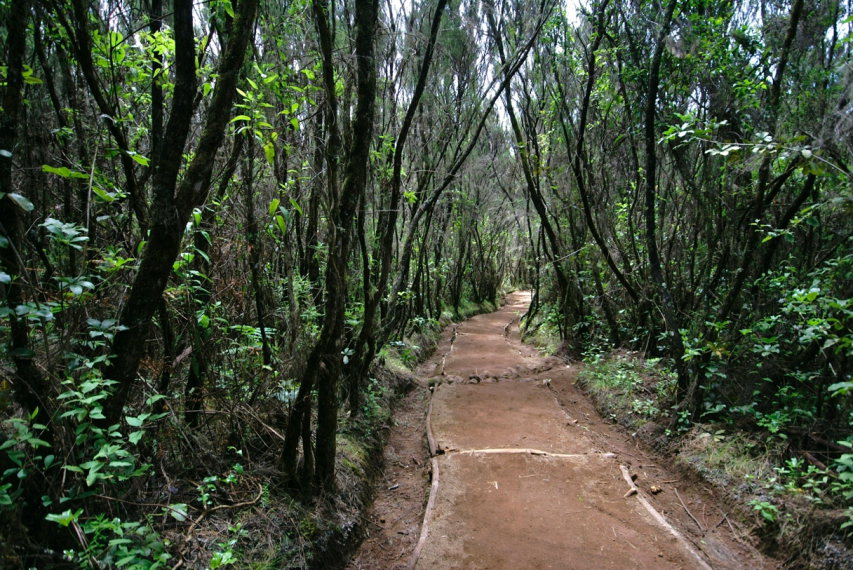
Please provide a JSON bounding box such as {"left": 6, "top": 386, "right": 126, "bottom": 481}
{"left": 408, "top": 456, "right": 440, "bottom": 570}
{"left": 426, "top": 393, "right": 437, "bottom": 456}
{"left": 619, "top": 464, "right": 639, "bottom": 497}
{"left": 620, "top": 464, "right": 713, "bottom": 570}
{"left": 675, "top": 487, "right": 705, "bottom": 533}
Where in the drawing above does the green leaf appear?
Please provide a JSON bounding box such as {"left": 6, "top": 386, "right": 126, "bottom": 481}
{"left": 264, "top": 141, "right": 275, "bottom": 166}
{"left": 128, "top": 430, "right": 144, "bottom": 445}
{"left": 167, "top": 503, "right": 190, "bottom": 522}
{"left": 91, "top": 186, "right": 116, "bottom": 202}
{"left": 828, "top": 381, "right": 853, "bottom": 396}
{"left": 221, "top": 0, "right": 235, "bottom": 18}
{"left": 126, "top": 416, "right": 145, "bottom": 427}
{"left": 45, "top": 509, "right": 83, "bottom": 527}
{"left": 117, "top": 555, "right": 140, "bottom": 567}
{"left": 42, "top": 165, "right": 72, "bottom": 177}
{"left": 289, "top": 197, "right": 303, "bottom": 216}
{"left": 22, "top": 71, "right": 42, "bottom": 85}
{"left": 229, "top": 114, "right": 252, "bottom": 123}
{"left": 127, "top": 152, "right": 150, "bottom": 166}
{"left": 7, "top": 193, "right": 34, "bottom": 212}
{"left": 86, "top": 465, "right": 103, "bottom": 486}
{"left": 267, "top": 198, "right": 280, "bottom": 216}
{"left": 275, "top": 214, "right": 286, "bottom": 234}
{"left": 146, "top": 394, "right": 167, "bottom": 405}
{"left": 42, "top": 164, "right": 88, "bottom": 179}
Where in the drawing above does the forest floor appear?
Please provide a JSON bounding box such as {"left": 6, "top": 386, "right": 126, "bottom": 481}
{"left": 346, "top": 291, "right": 777, "bottom": 569}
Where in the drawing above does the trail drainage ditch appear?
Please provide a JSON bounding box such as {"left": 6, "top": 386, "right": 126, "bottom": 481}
{"left": 348, "top": 291, "right": 774, "bottom": 570}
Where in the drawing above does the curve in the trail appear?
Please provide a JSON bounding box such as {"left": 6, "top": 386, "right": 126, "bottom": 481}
{"left": 410, "top": 291, "right": 711, "bottom": 570}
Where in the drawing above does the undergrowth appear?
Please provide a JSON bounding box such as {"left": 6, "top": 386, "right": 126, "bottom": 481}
{"left": 576, "top": 350, "right": 853, "bottom": 569}
{"left": 0, "top": 291, "right": 512, "bottom": 568}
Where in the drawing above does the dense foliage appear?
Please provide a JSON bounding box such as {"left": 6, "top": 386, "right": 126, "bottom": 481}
{"left": 0, "top": 0, "right": 851, "bottom": 566}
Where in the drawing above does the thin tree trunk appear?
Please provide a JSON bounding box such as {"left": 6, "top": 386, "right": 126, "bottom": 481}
{"left": 1, "top": 0, "right": 47, "bottom": 419}
{"left": 294, "top": 0, "right": 379, "bottom": 492}
{"left": 103, "top": 0, "right": 258, "bottom": 423}
{"left": 643, "top": 0, "right": 690, "bottom": 405}
{"left": 349, "top": 0, "right": 448, "bottom": 415}
{"left": 244, "top": 135, "right": 273, "bottom": 368}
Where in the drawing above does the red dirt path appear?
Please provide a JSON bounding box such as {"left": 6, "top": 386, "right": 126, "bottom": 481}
{"left": 347, "top": 292, "right": 775, "bottom": 569}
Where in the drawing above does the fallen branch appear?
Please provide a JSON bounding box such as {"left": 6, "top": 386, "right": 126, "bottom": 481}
{"left": 171, "top": 483, "right": 264, "bottom": 570}
{"left": 619, "top": 465, "right": 713, "bottom": 570}
{"left": 460, "top": 448, "right": 616, "bottom": 459}
{"left": 635, "top": 494, "right": 714, "bottom": 570}
{"left": 238, "top": 405, "right": 286, "bottom": 442}
{"left": 408, "top": 456, "right": 440, "bottom": 570}
{"left": 798, "top": 449, "right": 831, "bottom": 474}
{"left": 711, "top": 512, "right": 729, "bottom": 531}
{"left": 619, "top": 464, "right": 639, "bottom": 497}
{"left": 675, "top": 487, "right": 705, "bottom": 533}
{"left": 183, "top": 483, "right": 264, "bottom": 539}
{"left": 426, "top": 391, "right": 437, "bottom": 456}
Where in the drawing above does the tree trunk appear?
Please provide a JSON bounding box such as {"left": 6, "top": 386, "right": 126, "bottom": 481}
{"left": 1, "top": 0, "right": 47, "bottom": 420}
{"left": 102, "top": 0, "right": 258, "bottom": 423}
{"left": 293, "top": 0, "right": 379, "bottom": 493}
{"left": 642, "top": 0, "right": 690, "bottom": 406}
{"left": 348, "top": 0, "right": 448, "bottom": 416}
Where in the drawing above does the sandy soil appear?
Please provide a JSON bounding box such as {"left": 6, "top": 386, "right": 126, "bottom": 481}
{"left": 347, "top": 291, "right": 776, "bottom": 569}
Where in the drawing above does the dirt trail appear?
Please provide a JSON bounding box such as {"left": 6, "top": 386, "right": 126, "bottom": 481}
{"left": 348, "top": 292, "right": 775, "bottom": 569}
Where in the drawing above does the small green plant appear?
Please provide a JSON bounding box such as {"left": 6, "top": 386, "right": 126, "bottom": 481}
{"left": 841, "top": 507, "right": 853, "bottom": 536}
{"left": 388, "top": 340, "right": 420, "bottom": 368}
{"left": 209, "top": 523, "right": 247, "bottom": 569}
{"left": 360, "top": 377, "right": 387, "bottom": 421}
{"left": 0, "top": 407, "right": 53, "bottom": 503}
{"left": 830, "top": 447, "right": 853, "bottom": 501}
{"left": 579, "top": 354, "right": 645, "bottom": 392}
{"left": 196, "top": 462, "right": 246, "bottom": 509}
{"left": 749, "top": 499, "right": 779, "bottom": 523}
{"left": 1, "top": 370, "right": 171, "bottom": 567}
{"left": 631, "top": 398, "right": 659, "bottom": 418}
{"left": 59, "top": 514, "right": 172, "bottom": 569}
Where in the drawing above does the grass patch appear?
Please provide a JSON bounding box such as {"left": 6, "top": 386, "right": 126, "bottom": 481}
{"left": 576, "top": 350, "right": 676, "bottom": 433}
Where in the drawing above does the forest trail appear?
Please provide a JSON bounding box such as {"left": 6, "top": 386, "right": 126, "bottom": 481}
{"left": 348, "top": 292, "right": 774, "bottom": 569}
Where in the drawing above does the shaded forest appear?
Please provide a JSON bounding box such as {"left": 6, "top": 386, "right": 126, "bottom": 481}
{"left": 1, "top": 0, "right": 851, "bottom": 566}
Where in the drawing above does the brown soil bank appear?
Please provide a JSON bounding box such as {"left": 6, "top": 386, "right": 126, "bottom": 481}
{"left": 349, "top": 291, "right": 775, "bottom": 569}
